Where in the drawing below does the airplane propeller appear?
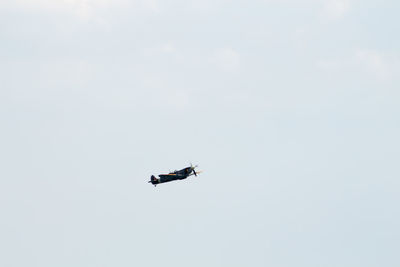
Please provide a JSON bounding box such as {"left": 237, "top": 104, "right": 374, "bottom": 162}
{"left": 190, "top": 163, "right": 199, "bottom": 176}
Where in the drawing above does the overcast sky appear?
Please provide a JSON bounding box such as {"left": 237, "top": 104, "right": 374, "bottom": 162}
{"left": 1, "top": 0, "right": 399, "bottom": 266}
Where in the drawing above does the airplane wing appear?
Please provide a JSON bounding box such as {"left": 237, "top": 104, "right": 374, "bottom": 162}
{"left": 159, "top": 174, "right": 177, "bottom": 178}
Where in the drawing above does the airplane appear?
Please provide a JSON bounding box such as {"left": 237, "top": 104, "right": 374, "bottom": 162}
{"left": 148, "top": 164, "right": 200, "bottom": 186}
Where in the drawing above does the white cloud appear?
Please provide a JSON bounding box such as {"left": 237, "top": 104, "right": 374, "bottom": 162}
{"left": 142, "top": 41, "right": 177, "bottom": 57}
{"left": 355, "top": 49, "right": 399, "bottom": 81}
{"left": 3, "top": 0, "right": 158, "bottom": 20}
{"left": 140, "top": 0, "right": 160, "bottom": 12}
{"left": 160, "top": 42, "right": 176, "bottom": 54}
{"left": 320, "top": 0, "right": 351, "bottom": 20}
{"left": 316, "top": 49, "right": 400, "bottom": 81}
{"left": 315, "top": 58, "right": 347, "bottom": 69}
{"left": 14, "top": 0, "right": 110, "bottom": 12}
{"left": 213, "top": 47, "right": 240, "bottom": 73}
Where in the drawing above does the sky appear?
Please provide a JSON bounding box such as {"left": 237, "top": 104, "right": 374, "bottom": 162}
{"left": 1, "top": 0, "right": 399, "bottom": 266}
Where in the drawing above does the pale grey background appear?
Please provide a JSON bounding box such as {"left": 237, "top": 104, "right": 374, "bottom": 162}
{"left": 1, "top": 0, "right": 399, "bottom": 266}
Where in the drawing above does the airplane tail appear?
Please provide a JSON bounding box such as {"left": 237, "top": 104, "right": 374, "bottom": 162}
{"left": 149, "top": 175, "right": 159, "bottom": 186}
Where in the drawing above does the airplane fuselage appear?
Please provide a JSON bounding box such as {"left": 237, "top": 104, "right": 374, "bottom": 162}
{"left": 149, "top": 166, "right": 196, "bottom": 186}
